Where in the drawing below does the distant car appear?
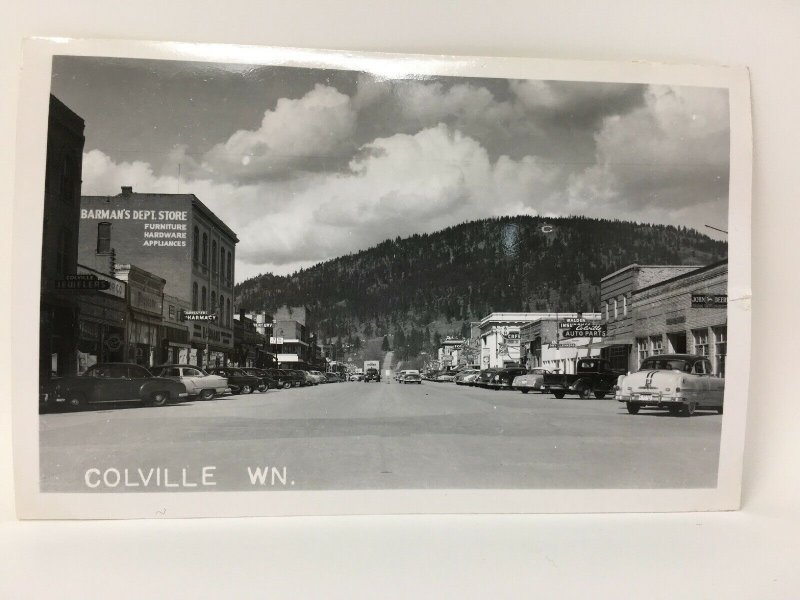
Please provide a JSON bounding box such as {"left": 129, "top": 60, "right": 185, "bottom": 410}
{"left": 307, "top": 370, "right": 326, "bottom": 384}
{"left": 264, "top": 368, "right": 295, "bottom": 389}
{"left": 512, "top": 368, "right": 550, "bottom": 394}
{"left": 487, "top": 367, "right": 528, "bottom": 390}
{"left": 462, "top": 371, "right": 482, "bottom": 386}
{"left": 207, "top": 367, "right": 260, "bottom": 395}
{"left": 239, "top": 367, "right": 278, "bottom": 392}
{"left": 152, "top": 364, "right": 229, "bottom": 400}
{"left": 454, "top": 369, "right": 480, "bottom": 385}
{"left": 279, "top": 369, "right": 306, "bottom": 387}
{"left": 364, "top": 368, "right": 381, "bottom": 383}
{"left": 44, "top": 363, "right": 188, "bottom": 410}
{"left": 349, "top": 373, "right": 364, "bottom": 381}
{"left": 473, "top": 369, "right": 499, "bottom": 388}
{"left": 400, "top": 372, "right": 422, "bottom": 384}
{"left": 325, "top": 372, "right": 342, "bottom": 383}
{"left": 435, "top": 372, "right": 456, "bottom": 382}
{"left": 615, "top": 354, "right": 725, "bottom": 416}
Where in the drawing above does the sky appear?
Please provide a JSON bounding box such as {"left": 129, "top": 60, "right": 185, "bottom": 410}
{"left": 51, "top": 56, "right": 731, "bottom": 281}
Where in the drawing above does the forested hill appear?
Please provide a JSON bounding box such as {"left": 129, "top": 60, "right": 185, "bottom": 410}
{"left": 235, "top": 216, "right": 727, "bottom": 341}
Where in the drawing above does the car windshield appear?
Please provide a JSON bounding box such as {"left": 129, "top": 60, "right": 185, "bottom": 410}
{"left": 639, "top": 358, "right": 692, "bottom": 372}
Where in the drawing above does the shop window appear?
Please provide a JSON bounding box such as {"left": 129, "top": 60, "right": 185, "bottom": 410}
{"left": 636, "top": 337, "right": 649, "bottom": 367}
{"left": 192, "top": 283, "right": 198, "bottom": 310}
{"left": 607, "top": 346, "right": 628, "bottom": 371}
{"left": 693, "top": 328, "right": 709, "bottom": 356}
{"left": 97, "top": 222, "right": 112, "bottom": 253}
{"left": 193, "top": 227, "right": 199, "bottom": 262}
{"left": 202, "top": 233, "right": 208, "bottom": 265}
{"left": 714, "top": 326, "right": 727, "bottom": 376}
{"left": 650, "top": 335, "right": 663, "bottom": 355}
{"left": 201, "top": 286, "right": 207, "bottom": 311}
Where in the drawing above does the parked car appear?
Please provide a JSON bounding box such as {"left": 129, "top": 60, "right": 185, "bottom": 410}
{"left": 325, "top": 372, "right": 342, "bottom": 383}
{"left": 307, "top": 370, "right": 326, "bottom": 384}
{"left": 400, "top": 372, "right": 422, "bottom": 384}
{"left": 473, "top": 369, "right": 500, "bottom": 389}
{"left": 264, "top": 368, "right": 294, "bottom": 389}
{"left": 239, "top": 367, "right": 278, "bottom": 392}
{"left": 615, "top": 354, "right": 725, "bottom": 416}
{"left": 435, "top": 372, "right": 456, "bottom": 382}
{"left": 454, "top": 369, "right": 480, "bottom": 385}
{"left": 44, "top": 363, "right": 188, "bottom": 410}
{"left": 462, "top": 371, "right": 482, "bottom": 386}
{"left": 279, "top": 369, "right": 306, "bottom": 388}
{"left": 542, "top": 358, "right": 625, "bottom": 399}
{"left": 207, "top": 367, "right": 260, "bottom": 395}
{"left": 364, "top": 368, "right": 381, "bottom": 383}
{"left": 512, "top": 368, "right": 550, "bottom": 394}
{"left": 487, "top": 366, "right": 528, "bottom": 390}
{"left": 152, "top": 364, "right": 229, "bottom": 400}
{"left": 349, "top": 373, "right": 364, "bottom": 381}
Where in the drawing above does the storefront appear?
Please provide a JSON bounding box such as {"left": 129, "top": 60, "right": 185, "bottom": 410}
{"left": 114, "top": 264, "right": 165, "bottom": 368}
{"left": 631, "top": 260, "right": 727, "bottom": 376}
{"left": 75, "top": 265, "right": 127, "bottom": 373}
{"left": 519, "top": 313, "right": 602, "bottom": 373}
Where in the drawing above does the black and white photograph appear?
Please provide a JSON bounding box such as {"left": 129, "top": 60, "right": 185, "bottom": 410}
{"left": 13, "top": 39, "right": 752, "bottom": 517}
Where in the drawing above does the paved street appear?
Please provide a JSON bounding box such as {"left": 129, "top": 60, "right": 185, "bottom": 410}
{"left": 39, "top": 380, "right": 722, "bottom": 492}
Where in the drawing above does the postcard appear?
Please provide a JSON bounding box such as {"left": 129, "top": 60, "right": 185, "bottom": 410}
{"left": 12, "top": 38, "right": 752, "bottom": 518}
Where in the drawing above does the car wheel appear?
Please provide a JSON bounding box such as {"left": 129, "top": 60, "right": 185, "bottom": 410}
{"left": 151, "top": 391, "right": 169, "bottom": 407}
{"left": 668, "top": 404, "right": 681, "bottom": 416}
{"left": 626, "top": 402, "right": 640, "bottom": 414}
{"left": 553, "top": 391, "right": 566, "bottom": 399}
{"left": 594, "top": 391, "right": 607, "bottom": 399}
{"left": 680, "top": 402, "right": 697, "bottom": 417}
{"left": 580, "top": 387, "right": 593, "bottom": 400}
{"left": 199, "top": 389, "right": 215, "bottom": 401}
{"left": 283, "top": 382, "right": 291, "bottom": 390}
{"left": 66, "top": 393, "right": 87, "bottom": 411}
{"left": 241, "top": 384, "right": 253, "bottom": 394}
{"left": 521, "top": 389, "right": 529, "bottom": 394}
{"left": 257, "top": 383, "right": 268, "bottom": 393}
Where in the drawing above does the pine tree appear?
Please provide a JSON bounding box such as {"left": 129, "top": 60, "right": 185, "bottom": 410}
{"left": 381, "top": 335, "right": 390, "bottom": 351}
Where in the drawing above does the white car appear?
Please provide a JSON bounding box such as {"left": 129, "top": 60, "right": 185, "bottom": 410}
{"left": 153, "top": 364, "right": 229, "bottom": 400}
{"left": 307, "top": 370, "right": 326, "bottom": 384}
{"left": 615, "top": 354, "right": 725, "bottom": 417}
{"left": 511, "top": 368, "right": 549, "bottom": 394}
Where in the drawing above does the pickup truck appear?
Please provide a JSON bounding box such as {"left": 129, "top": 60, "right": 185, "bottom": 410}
{"left": 542, "top": 358, "right": 625, "bottom": 399}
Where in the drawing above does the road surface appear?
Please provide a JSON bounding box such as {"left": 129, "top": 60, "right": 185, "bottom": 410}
{"left": 39, "top": 379, "right": 722, "bottom": 492}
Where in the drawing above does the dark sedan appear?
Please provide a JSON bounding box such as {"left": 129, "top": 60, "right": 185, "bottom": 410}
{"left": 324, "top": 372, "right": 342, "bottom": 383}
{"left": 473, "top": 369, "right": 500, "bottom": 389}
{"left": 207, "top": 367, "right": 260, "bottom": 395}
{"left": 41, "top": 363, "right": 188, "bottom": 411}
{"left": 239, "top": 367, "right": 278, "bottom": 392}
{"left": 487, "top": 367, "right": 528, "bottom": 390}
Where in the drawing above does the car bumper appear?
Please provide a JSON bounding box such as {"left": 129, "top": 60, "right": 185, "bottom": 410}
{"left": 616, "top": 394, "right": 687, "bottom": 404}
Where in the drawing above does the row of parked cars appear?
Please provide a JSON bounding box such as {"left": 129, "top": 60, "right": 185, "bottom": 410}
{"left": 39, "top": 362, "right": 345, "bottom": 412}
{"left": 425, "top": 354, "right": 726, "bottom": 417}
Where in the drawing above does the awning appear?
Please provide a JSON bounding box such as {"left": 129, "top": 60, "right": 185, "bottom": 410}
{"left": 590, "top": 337, "right": 635, "bottom": 349}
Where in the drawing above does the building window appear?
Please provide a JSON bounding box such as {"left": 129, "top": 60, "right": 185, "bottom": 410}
{"left": 192, "top": 283, "right": 198, "bottom": 310}
{"left": 193, "top": 227, "right": 199, "bottom": 261}
{"left": 693, "top": 328, "right": 709, "bottom": 356}
{"left": 226, "top": 298, "right": 231, "bottom": 327}
{"left": 212, "top": 240, "right": 217, "bottom": 272}
{"left": 201, "top": 286, "right": 207, "bottom": 311}
{"left": 220, "top": 247, "right": 226, "bottom": 280}
{"left": 219, "top": 295, "right": 225, "bottom": 324}
{"left": 227, "top": 252, "right": 232, "bottom": 284}
{"left": 613, "top": 299, "right": 618, "bottom": 319}
{"left": 650, "top": 335, "right": 663, "bottom": 355}
{"left": 96, "top": 222, "right": 111, "bottom": 254}
{"left": 210, "top": 291, "right": 216, "bottom": 316}
{"left": 623, "top": 295, "right": 628, "bottom": 316}
{"left": 202, "top": 233, "right": 208, "bottom": 265}
{"left": 604, "top": 302, "right": 609, "bottom": 321}
{"left": 714, "top": 326, "right": 727, "bottom": 376}
{"left": 636, "top": 337, "right": 649, "bottom": 367}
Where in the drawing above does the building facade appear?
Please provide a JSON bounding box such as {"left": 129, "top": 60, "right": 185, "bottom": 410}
{"left": 599, "top": 264, "right": 702, "bottom": 371}
{"left": 74, "top": 265, "right": 127, "bottom": 373}
{"left": 437, "top": 338, "right": 465, "bottom": 370}
{"left": 631, "top": 260, "right": 728, "bottom": 376}
{"left": 40, "top": 95, "right": 85, "bottom": 378}
{"left": 519, "top": 313, "right": 602, "bottom": 373}
{"left": 114, "top": 264, "right": 166, "bottom": 368}
{"left": 161, "top": 293, "right": 191, "bottom": 365}
{"left": 78, "top": 187, "right": 238, "bottom": 367}
{"left": 479, "top": 313, "right": 563, "bottom": 369}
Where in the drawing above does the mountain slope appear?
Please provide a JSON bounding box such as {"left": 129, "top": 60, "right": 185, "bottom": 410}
{"left": 235, "top": 215, "right": 727, "bottom": 341}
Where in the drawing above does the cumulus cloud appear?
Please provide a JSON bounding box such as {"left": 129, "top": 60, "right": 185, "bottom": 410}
{"left": 202, "top": 84, "right": 358, "bottom": 182}
{"left": 567, "top": 85, "right": 730, "bottom": 222}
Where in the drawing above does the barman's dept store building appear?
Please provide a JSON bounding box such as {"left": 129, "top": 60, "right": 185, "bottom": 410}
{"left": 78, "top": 187, "right": 239, "bottom": 369}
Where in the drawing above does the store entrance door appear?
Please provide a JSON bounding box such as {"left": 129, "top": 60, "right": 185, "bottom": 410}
{"left": 667, "top": 332, "right": 687, "bottom": 354}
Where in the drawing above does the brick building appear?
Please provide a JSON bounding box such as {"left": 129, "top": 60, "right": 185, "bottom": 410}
{"left": 598, "top": 264, "right": 703, "bottom": 371}
{"left": 40, "top": 95, "right": 85, "bottom": 377}
{"left": 78, "top": 187, "right": 238, "bottom": 367}
{"left": 519, "top": 313, "right": 602, "bottom": 374}
{"left": 74, "top": 265, "right": 127, "bottom": 373}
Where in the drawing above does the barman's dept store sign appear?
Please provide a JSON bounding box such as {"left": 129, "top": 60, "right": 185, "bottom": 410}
{"left": 80, "top": 208, "right": 188, "bottom": 247}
